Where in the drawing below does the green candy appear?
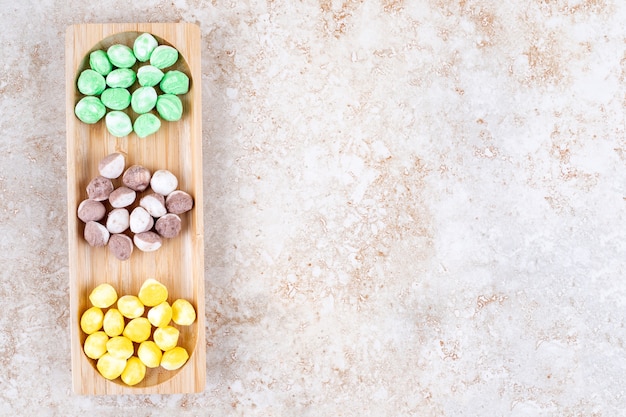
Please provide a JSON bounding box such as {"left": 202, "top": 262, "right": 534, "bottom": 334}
{"left": 133, "top": 33, "right": 158, "bottom": 62}
{"left": 150, "top": 45, "right": 178, "bottom": 69}
{"left": 89, "top": 50, "right": 113, "bottom": 76}
{"left": 100, "top": 88, "right": 131, "bottom": 110}
{"left": 131, "top": 86, "right": 157, "bottom": 114}
{"left": 137, "top": 65, "right": 164, "bottom": 87}
{"left": 105, "top": 111, "right": 133, "bottom": 137}
{"left": 74, "top": 96, "right": 106, "bottom": 124}
{"left": 106, "top": 68, "right": 136, "bottom": 88}
{"left": 107, "top": 44, "right": 137, "bottom": 68}
{"left": 156, "top": 94, "right": 183, "bottom": 121}
{"left": 77, "top": 69, "right": 106, "bottom": 96}
{"left": 160, "top": 70, "right": 189, "bottom": 95}
{"left": 133, "top": 113, "right": 161, "bottom": 138}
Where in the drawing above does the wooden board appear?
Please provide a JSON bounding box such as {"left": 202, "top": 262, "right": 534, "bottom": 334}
{"left": 66, "top": 23, "right": 205, "bottom": 395}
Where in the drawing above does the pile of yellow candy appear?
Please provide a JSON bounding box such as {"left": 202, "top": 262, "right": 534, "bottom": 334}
{"left": 80, "top": 278, "right": 196, "bottom": 386}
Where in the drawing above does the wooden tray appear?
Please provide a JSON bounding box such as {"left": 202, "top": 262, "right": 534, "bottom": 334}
{"left": 66, "top": 23, "right": 205, "bottom": 395}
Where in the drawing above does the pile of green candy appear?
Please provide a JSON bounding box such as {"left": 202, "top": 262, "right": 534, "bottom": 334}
{"left": 74, "top": 33, "right": 190, "bottom": 138}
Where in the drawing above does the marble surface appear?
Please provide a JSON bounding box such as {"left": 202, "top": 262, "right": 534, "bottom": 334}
{"left": 1, "top": 0, "right": 626, "bottom": 415}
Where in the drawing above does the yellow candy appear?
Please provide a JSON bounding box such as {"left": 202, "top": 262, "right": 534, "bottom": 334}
{"left": 106, "top": 336, "right": 134, "bottom": 360}
{"left": 117, "top": 295, "right": 145, "bottom": 318}
{"left": 121, "top": 356, "right": 146, "bottom": 386}
{"left": 123, "top": 317, "right": 151, "bottom": 343}
{"left": 137, "top": 340, "right": 163, "bottom": 368}
{"left": 96, "top": 353, "right": 127, "bottom": 380}
{"left": 171, "top": 299, "right": 196, "bottom": 325}
{"left": 88, "top": 283, "right": 118, "bottom": 308}
{"left": 83, "top": 331, "right": 109, "bottom": 360}
{"left": 147, "top": 301, "right": 172, "bottom": 328}
{"left": 103, "top": 308, "right": 125, "bottom": 337}
{"left": 138, "top": 278, "right": 169, "bottom": 307}
{"left": 153, "top": 325, "right": 179, "bottom": 351}
{"left": 160, "top": 346, "right": 189, "bottom": 370}
{"left": 80, "top": 306, "right": 104, "bottom": 334}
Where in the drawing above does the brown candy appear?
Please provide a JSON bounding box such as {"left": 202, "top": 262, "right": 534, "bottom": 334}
{"left": 77, "top": 199, "right": 106, "bottom": 222}
{"left": 87, "top": 176, "right": 114, "bottom": 201}
{"left": 155, "top": 213, "right": 181, "bottom": 238}
{"left": 108, "top": 234, "right": 133, "bottom": 261}
{"left": 84, "top": 221, "right": 110, "bottom": 247}
{"left": 122, "top": 165, "right": 151, "bottom": 192}
{"left": 165, "top": 190, "right": 193, "bottom": 214}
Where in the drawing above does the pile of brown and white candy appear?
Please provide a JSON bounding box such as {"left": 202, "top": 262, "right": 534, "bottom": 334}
{"left": 77, "top": 152, "right": 194, "bottom": 260}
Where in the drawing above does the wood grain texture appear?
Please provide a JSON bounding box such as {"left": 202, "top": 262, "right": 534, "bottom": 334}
{"left": 66, "top": 23, "right": 205, "bottom": 395}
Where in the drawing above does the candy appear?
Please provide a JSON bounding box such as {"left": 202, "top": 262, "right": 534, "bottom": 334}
{"left": 133, "top": 231, "right": 162, "bottom": 252}
{"left": 105, "top": 208, "right": 130, "bottom": 234}
{"left": 129, "top": 206, "right": 154, "bottom": 234}
{"left": 160, "top": 70, "right": 189, "bottom": 95}
{"left": 106, "top": 68, "right": 136, "bottom": 89}
{"left": 123, "top": 165, "right": 151, "bottom": 191}
{"left": 83, "top": 331, "right": 109, "bottom": 360}
{"left": 100, "top": 87, "right": 131, "bottom": 110}
{"left": 133, "top": 113, "right": 161, "bottom": 138}
{"left": 77, "top": 69, "right": 106, "bottom": 96}
{"left": 150, "top": 169, "right": 178, "bottom": 196}
{"left": 133, "top": 33, "right": 158, "bottom": 62}
{"left": 138, "top": 278, "right": 168, "bottom": 307}
{"left": 156, "top": 94, "right": 183, "bottom": 121}
{"left": 108, "top": 186, "right": 136, "bottom": 208}
{"left": 153, "top": 326, "right": 179, "bottom": 351}
{"left": 77, "top": 199, "right": 106, "bottom": 222}
{"left": 89, "top": 283, "right": 118, "bottom": 308}
{"left": 89, "top": 50, "right": 113, "bottom": 76}
{"left": 74, "top": 96, "right": 106, "bottom": 124}
{"left": 87, "top": 175, "right": 114, "bottom": 201}
{"left": 96, "top": 353, "right": 127, "bottom": 380}
{"left": 75, "top": 33, "right": 193, "bottom": 135}
{"left": 98, "top": 152, "right": 126, "bottom": 179}
{"left": 108, "top": 234, "right": 134, "bottom": 261}
{"left": 80, "top": 279, "right": 197, "bottom": 384}
{"left": 106, "top": 336, "right": 134, "bottom": 360}
{"left": 89, "top": 49, "right": 113, "bottom": 76}
{"left": 155, "top": 213, "right": 182, "bottom": 239}
{"left": 137, "top": 341, "right": 162, "bottom": 368}
{"left": 165, "top": 190, "right": 194, "bottom": 214}
{"left": 84, "top": 221, "right": 110, "bottom": 247}
{"left": 123, "top": 317, "right": 152, "bottom": 343}
{"left": 107, "top": 44, "right": 137, "bottom": 68}
{"left": 121, "top": 356, "right": 146, "bottom": 386}
{"left": 80, "top": 306, "right": 104, "bottom": 334}
{"left": 103, "top": 308, "right": 125, "bottom": 337}
{"left": 137, "top": 65, "right": 164, "bottom": 87}
{"left": 147, "top": 301, "right": 172, "bottom": 328}
{"left": 117, "top": 295, "right": 144, "bottom": 319}
{"left": 105, "top": 111, "right": 133, "bottom": 137}
{"left": 131, "top": 86, "right": 157, "bottom": 114}
{"left": 171, "top": 299, "right": 196, "bottom": 326}
{"left": 160, "top": 347, "right": 189, "bottom": 371}
{"left": 150, "top": 45, "right": 178, "bottom": 69}
{"left": 140, "top": 193, "right": 167, "bottom": 218}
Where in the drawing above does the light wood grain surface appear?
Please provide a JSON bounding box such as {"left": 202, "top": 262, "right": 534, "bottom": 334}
{"left": 66, "top": 23, "right": 205, "bottom": 395}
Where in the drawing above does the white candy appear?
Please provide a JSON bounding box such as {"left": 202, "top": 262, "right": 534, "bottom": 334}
{"left": 150, "top": 169, "right": 178, "bottom": 196}
{"left": 133, "top": 231, "right": 162, "bottom": 252}
{"left": 109, "top": 186, "right": 136, "bottom": 208}
{"left": 106, "top": 208, "right": 130, "bottom": 234}
{"left": 129, "top": 206, "right": 154, "bottom": 234}
{"left": 140, "top": 193, "right": 167, "bottom": 218}
{"left": 98, "top": 153, "right": 126, "bottom": 179}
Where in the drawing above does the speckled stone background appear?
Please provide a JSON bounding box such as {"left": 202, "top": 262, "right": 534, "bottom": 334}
{"left": 1, "top": 0, "right": 626, "bottom": 415}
